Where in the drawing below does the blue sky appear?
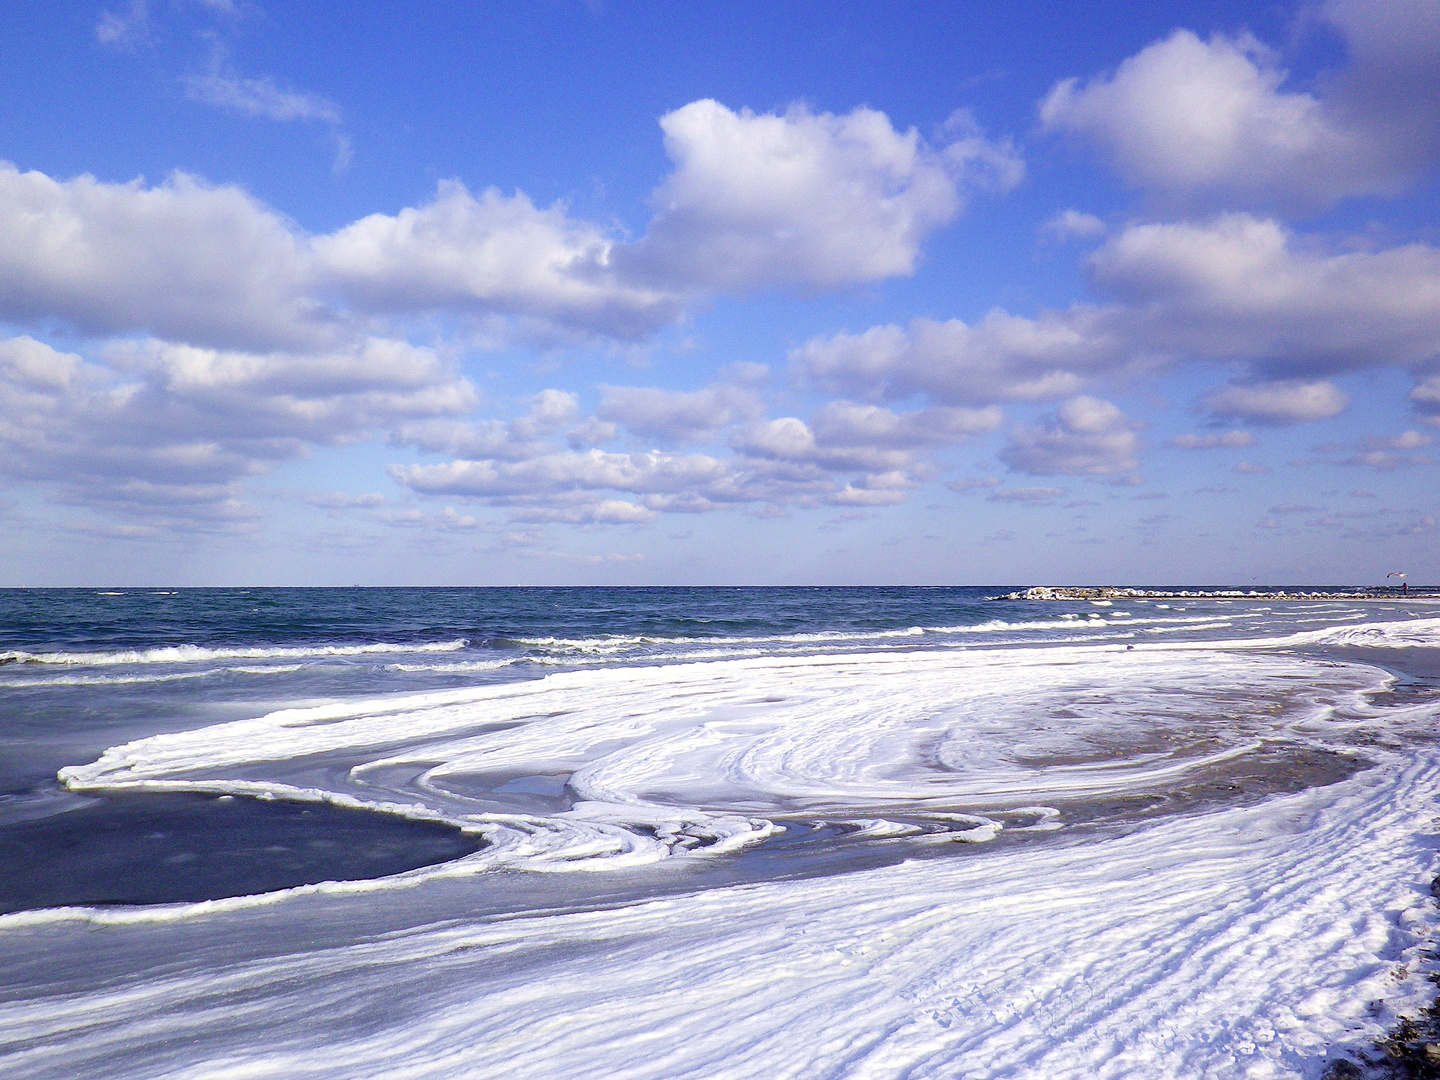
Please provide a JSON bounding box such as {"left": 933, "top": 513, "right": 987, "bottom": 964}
{"left": 1, "top": 0, "right": 1437, "bottom": 586}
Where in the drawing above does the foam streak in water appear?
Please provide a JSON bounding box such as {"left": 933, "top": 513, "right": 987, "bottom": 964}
{"left": 0, "top": 640, "right": 468, "bottom": 667}
{"left": 4, "top": 749, "right": 1438, "bottom": 1079}
{"left": 53, "top": 638, "right": 1405, "bottom": 886}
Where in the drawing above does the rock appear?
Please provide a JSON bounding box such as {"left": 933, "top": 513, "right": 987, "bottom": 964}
{"left": 995, "top": 586, "right": 1388, "bottom": 602}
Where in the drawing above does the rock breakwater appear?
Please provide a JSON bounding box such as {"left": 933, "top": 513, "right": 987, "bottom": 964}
{"left": 1001, "top": 586, "right": 1389, "bottom": 601}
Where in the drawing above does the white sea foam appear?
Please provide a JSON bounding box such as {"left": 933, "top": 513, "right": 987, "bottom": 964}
{"left": 56, "top": 633, "right": 1406, "bottom": 880}
{"left": 509, "top": 613, "right": 1239, "bottom": 653}
{"left": 510, "top": 626, "right": 932, "bottom": 652}
{"left": 0, "top": 664, "right": 308, "bottom": 688}
{"left": 9, "top": 724, "right": 1440, "bottom": 1078}
{"left": 0, "top": 610, "right": 1310, "bottom": 679}
{"left": 0, "top": 639, "right": 468, "bottom": 667}
{"left": 1134, "top": 615, "right": 1440, "bottom": 654}
{"left": 492, "top": 614, "right": 1268, "bottom": 668}
{"left": 9, "top": 613, "right": 1440, "bottom": 1079}
{"left": 1315, "top": 618, "right": 1440, "bottom": 649}
{"left": 384, "top": 658, "right": 522, "bottom": 674}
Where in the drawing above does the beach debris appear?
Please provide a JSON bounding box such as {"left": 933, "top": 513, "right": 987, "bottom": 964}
{"left": 1322, "top": 875, "right": 1440, "bottom": 1079}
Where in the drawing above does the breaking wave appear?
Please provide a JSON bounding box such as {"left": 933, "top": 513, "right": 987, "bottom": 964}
{"left": 0, "top": 640, "right": 469, "bottom": 667}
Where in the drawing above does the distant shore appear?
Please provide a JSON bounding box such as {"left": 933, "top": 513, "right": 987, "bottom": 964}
{"left": 999, "top": 586, "right": 1437, "bottom": 601}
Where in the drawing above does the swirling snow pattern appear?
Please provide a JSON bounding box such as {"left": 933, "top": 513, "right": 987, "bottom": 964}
{"left": 5, "top": 616, "right": 1440, "bottom": 1079}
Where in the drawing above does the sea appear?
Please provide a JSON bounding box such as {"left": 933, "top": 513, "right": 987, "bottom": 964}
{"left": 1, "top": 586, "right": 1439, "bottom": 1079}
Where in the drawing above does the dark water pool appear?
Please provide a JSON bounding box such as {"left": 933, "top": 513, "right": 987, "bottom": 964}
{"left": 0, "top": 791, "right": 484, "bottom": 912}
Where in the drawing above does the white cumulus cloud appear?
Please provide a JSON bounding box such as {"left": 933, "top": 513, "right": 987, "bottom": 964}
{"left": 794, "top": 215, "right": 1440, "bottom": 418}
{"left": 1039, "top": 19, "right": 1431, "bottom": 210}
{"left": 0, "top": 333, "right": 475, "bottom": 530}
{"left": 316, "top": 182, "right": 685, "bottom": 341}
{"left": 596, "top": 381, "right": 765, "bottom": 444}
{"left": 794, "top": 312, "right": 1109, "bottom": 407}
{"left": 1041, "top": 209, "right": 1107, "bottom": 241}
{"left": 998, "top": 396, "right": 1140, "bottom": 476}
{"left": 622, "top": 100, "right": 1021, "bottom": 291}
{"left": 807, "top": 401, "right": 1002, "bottom": 447}
{"left": 1089, "top": 215, "right": 1440, "bottom": 375}
{"left": 0, "top": 164, "right": 327, "bottom": 352}
{"left": 1201, "top": 380, "right": 1349, "bottom": 425}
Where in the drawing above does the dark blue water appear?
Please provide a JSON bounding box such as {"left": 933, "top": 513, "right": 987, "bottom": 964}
{"left": 0, "top": 792, "right": 485, "bottom": 912}
{"left": 0, "top": 585, "right": 1010, "bottom": 657}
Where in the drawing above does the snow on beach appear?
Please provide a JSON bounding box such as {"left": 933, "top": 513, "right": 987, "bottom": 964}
{"left": 4, "top": 614, "right": 1440, "bottom": 1078}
